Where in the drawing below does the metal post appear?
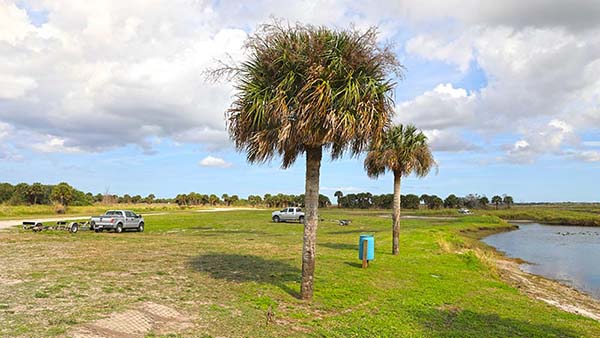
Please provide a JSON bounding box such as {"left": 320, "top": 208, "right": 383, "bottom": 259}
{"left": 362, "top": 239, "right": 368, "bottom": 268}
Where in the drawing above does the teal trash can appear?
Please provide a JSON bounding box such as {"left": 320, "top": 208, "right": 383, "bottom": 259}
{"left": 358, "top": 234, "right": 375, "bottom": 261}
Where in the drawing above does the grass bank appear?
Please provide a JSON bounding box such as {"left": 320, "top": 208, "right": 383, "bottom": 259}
{"left": 482, "top": 204, "right": 600, "bottom": 226}
{"left": 404, "top": 204, "right": 600, "bottom": 227}
{"left": 1, "top": 209, "right": 599, "bottom": 337}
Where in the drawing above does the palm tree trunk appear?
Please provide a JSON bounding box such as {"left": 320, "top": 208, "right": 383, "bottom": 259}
{"left": 392, "top": 171, "right": 402, "bottom": 255}
{"left": 301, "top": 145, "right": 322, "bottom": 300}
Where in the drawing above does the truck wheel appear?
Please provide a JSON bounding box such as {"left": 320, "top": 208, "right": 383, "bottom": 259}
{"left": 299, "top": 216, "right": 305, "bottom": 223}
{"left": 137, "top": 222, "right": 144, "bottom": 232}
{"left": 115, "top": 223, "right": 123, "bottom": 233}
{"left": 272, "top": 216, "right": 280, "bottom": 223}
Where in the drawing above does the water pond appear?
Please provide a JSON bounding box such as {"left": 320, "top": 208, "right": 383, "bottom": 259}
{"left": 483, "top": 223, "right": 600, "bottom": 299}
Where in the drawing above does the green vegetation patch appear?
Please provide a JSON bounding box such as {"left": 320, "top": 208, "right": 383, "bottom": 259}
{"left": 1, "top": 209, "right": 599, "bottom": 337}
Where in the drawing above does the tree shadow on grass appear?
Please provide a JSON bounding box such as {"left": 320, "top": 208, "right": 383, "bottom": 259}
{"left": 327, "top": 229, "right": 382, "bottom": 235}
{"left": 188, "top": 253, "right": 301, "bottom": 298}
{"left": 413, "top": 307, "right": 580, "bottom": 338}
{"left": 189, "top": 227, "right": 271, "bottom": 236}
{"left": 344, "top": 262, "right": 363, "bottom": 269}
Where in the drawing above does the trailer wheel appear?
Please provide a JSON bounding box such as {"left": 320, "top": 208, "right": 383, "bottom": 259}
{"left": 90, "top": 221, "right": 96, "bottom": 231}
{"left": 69, "top": 222, "right": 79, "bottom": 233}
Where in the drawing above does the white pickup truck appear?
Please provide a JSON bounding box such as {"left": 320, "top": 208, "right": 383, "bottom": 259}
{"left": 90, "top": 210, "right": 144, "bottom": 233}
{"left": 272, "top": 207, "right": 305, "bottom": 223}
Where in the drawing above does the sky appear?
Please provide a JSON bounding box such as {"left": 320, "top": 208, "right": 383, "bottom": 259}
{"left": 0, "top": 0, "right": 599, "bottom": 202}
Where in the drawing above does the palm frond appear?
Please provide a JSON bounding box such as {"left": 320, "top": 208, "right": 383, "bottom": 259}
{"left": 212, "top": 21, "right": 401, "bottom": 168}
{"left": 364, "top": 124, "right": 437, "bottom": 179}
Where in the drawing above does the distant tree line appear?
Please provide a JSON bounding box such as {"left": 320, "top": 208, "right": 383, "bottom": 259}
{"left": 0, "top": 182, "right": 168, "bottom": 206}
{"left": 175, "top": 192, "right": 331, "bottom": 208}
{"left": 334, "top": 191, "right": 514, "bottom": 210}
{"left": 0, "top": 182, "right": 93, "bottom": 207}
{"left": 0, "top": 182, "right": 513, "bottom": 210}
{"left": 0, "top": 182, "right": 333, "bottom": 209}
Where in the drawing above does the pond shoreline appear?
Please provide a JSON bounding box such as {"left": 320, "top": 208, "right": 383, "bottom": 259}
{"left": 472, "top": 224, "right": 600, "bottom": 321}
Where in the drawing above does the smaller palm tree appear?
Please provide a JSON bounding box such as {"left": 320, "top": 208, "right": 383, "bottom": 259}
{"left": 364, "top": 124, "right": 436, "bottom": 255}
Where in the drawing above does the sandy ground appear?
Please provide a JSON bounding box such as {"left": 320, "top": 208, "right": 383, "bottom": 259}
{"left": 71, "top": 302, "right": 192, "bottom": 338}
{"left": 495, "top": 252, "right": 600, "bottom": 321}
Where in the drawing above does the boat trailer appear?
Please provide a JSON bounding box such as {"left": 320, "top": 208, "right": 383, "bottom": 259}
{"left": 22, "top": 220, "right": 92, "bottom": 233}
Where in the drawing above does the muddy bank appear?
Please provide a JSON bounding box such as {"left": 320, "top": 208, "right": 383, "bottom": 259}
{"left": 471, "top": 226, "right": 600, "bottom": 321}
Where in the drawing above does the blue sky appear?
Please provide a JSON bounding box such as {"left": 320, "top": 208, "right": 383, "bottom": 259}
{"left": 1, "top": 1, "right": 599, "bottom": 202}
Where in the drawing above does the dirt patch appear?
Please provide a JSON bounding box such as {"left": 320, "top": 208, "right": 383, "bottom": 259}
{"left": 495, "top": 258, "right": 600, "bottom": 321}
{"left": 0, "top": 275, "right": 23, "bottom": 285}
{"left": 71, "top": 302, "right": 192, "bottom": 338}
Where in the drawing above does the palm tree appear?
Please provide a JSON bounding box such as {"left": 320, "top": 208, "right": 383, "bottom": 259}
{"left": 492, "top": 195, "right": 502, "bottom": 209}
{"left": 214, "top": 23, "right": 400, "bottom": 300}
{"left": 334, "top": 191, "right": 343, "bottom": 207}
{"left": 28, "top": 182, "right": 44, "bottom": 205}
{"left": 503, "top": 195, "right": 514, "bottom": 209}
{"left": 364, "top": 124, "right": 436, "bottom": 255}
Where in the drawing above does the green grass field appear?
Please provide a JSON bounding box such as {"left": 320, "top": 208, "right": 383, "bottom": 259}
{"left": 1, "top": 209, "right": 600, "bottom": 337}
{"left": 0, "top": 203, "right": 188, "bottom": 220}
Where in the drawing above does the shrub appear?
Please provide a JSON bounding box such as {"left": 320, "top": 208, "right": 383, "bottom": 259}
{"left": 54, "top": 203, "right": 66, "bottom": 214}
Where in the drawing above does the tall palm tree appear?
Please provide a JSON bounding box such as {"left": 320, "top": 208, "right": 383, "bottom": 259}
{"left": 214, "top": 23, "right": 401, "bottom": 300}
{"left": 334, "top": 190, "right": 343, "bottom": 207}
{"left": 364, "top": 124, "right": 436, "bottom": 255}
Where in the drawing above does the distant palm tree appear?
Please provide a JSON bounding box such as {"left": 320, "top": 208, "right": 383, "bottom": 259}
{"left": 364, "top": 124, "right": 436, "bottom": 255}
{"left": 503, "top": 195, "right": 514, "bottom": 209}
{"left": 334, "top": 191, "right": 343, "bottom": 207}
{"left": 492, "top": 195, "right": 502, "bottom": 209}
{"left": 214, "top": 23, "right": 401, "bottom": 299}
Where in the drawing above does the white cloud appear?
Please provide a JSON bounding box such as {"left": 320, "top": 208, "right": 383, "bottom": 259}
{"left": 569, "top": 150, "right": 600, "bottom": 162}
{"left": 0, "top": 1, "right": 34, "bottom": 44}
{"left": 401, "top": 23, "right": 600, "bottom": 162}
{"left": 199, "top": 155, "right": 232, "bottom": 168}
{"left": 0, "top": 74, "right": 37, "bottom": 99}
{"left": 504, "top": 119, "right": 579, "bottom": 163}
{"left": 406, "top": 34, "right": 474, "bottom": 72}
{"left": 0, "top": 0, "right": 249, "bottom": 154}
{"left": 30, "top": 135, "right": 82, "bottom": 153}
{"left": 0, "top": 121, "right": 11, "bottom": 140}
{"left": 0, "top": 0, "right": 599, "bottom": 167}
{"left": 423, "top": 129, "right": 479, "bottom": 152}
{"left": 396, "top": 83, "right": 476, "bottom": 130}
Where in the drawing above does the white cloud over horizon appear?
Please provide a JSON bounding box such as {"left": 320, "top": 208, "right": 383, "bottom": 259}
{"left": 199, "top": 155, "right": 232, "bottom": 168}
{"left": 0, "top": 0, "right": 599, "bottom": 167}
